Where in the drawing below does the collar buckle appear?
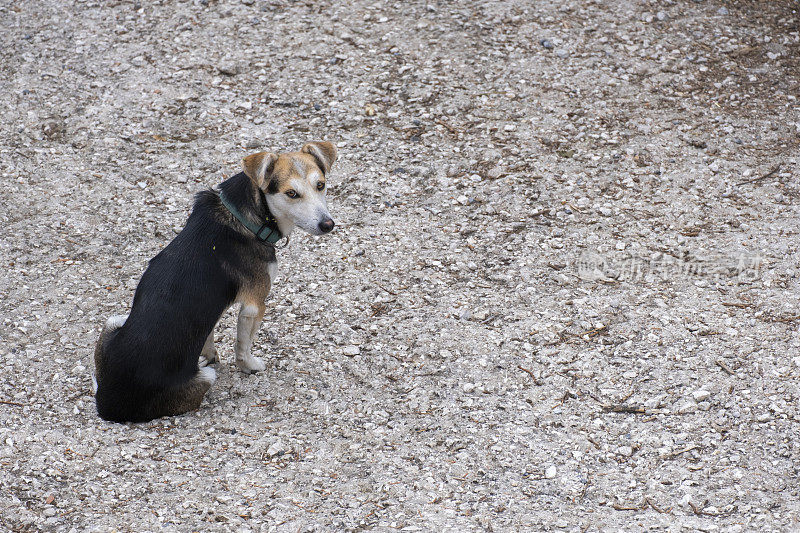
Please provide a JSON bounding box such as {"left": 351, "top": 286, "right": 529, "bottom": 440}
{"left": 255, "top": 223, "right": 280, "bottom": 243}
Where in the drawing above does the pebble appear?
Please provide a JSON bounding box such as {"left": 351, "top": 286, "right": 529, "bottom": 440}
{"left": 717, "top": 7, "right": 729, "bottom": 16}
{"left": 43, "top": 507, "right": 57, "bottom": 517}
{"left": 266, "top": 439, "right": 288, "bottom": 458}
{"left": 342, "top": 345, "right": 360, "bottom": 357}
{"left": 555, "top": 49, "right": 569, "bottom": 59}
{"left": 692, "top": 390, "right": 711, "bottom": 402}
{"left": 756, "top": 413, "right": 771, "bottom": 423}
{"left": 42, "top": 120, "right": 64, "bottom": 140}
{"left": 217, "top": 62, "right": 239, "bottom": 76}
{"left": 545, "top": 466, "right": 557, "bottom": 479}
{"left": 656, "top": 11, "right": 668, "bottom": 21}
{"left": 674, "top": 399, "right": 697, "bottom": 414}
{"left": 539, "top": 39, "right": 554, "bottom": 49}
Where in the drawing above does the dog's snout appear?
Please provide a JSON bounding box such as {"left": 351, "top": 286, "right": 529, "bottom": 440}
{"left": 318, "top": 218, "right": 335, "bottom": 233}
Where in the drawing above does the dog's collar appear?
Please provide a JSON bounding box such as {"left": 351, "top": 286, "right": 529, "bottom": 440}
{"left": 218, "top": 189, "right": 283, "bottom": 244}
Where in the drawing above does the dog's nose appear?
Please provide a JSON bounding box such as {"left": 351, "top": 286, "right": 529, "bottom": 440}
{"left": 318, "top": 218, "right": 335, "bottom": 233}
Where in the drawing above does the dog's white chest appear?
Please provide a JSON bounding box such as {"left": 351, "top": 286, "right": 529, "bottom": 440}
{"left": 267, "top": 261, "right": 278, "bottom": 284}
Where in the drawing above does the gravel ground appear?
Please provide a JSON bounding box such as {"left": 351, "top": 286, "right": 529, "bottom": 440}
{"left": 2, "top": 0, "right": 800, "bottom": 531}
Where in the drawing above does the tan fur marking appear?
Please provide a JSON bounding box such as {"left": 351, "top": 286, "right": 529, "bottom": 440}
{"left": 266, "top": 153, "right": 327, "bottom": 193}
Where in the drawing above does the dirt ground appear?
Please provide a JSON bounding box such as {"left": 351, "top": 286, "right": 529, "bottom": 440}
{"left": 2, "top": 0, "right": 799, "bottom": 531}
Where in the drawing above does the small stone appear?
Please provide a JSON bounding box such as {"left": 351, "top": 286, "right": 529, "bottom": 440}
{"left": 617, "top": 445, "right": 634, "bottom": 457}
{"left": 555, "top": 49, "right": 569, "bottom": 59}
{"left": 598, "top": 207, "right": 612, "bottom": 216}
{"left": 717, "top": 7, "right": 729, "bottom": 15}
{"left": 644, "top": 396, "right": 662, "bottom": 409}
{"left": 545, "top": 466, "right": 557, "bottom": 479}
{"left": 43, "top": 507, "right": 56, "bottom": 517}
{"left": 756, "top": 413, "right": 771, "bottom": 423}
{"left": 342, "top": 345, "right": 360, "bottom": 357}
{"left": 462, "top": 382, "right": 476, "bottom": 393}
{"left": 688, "top": 138, "right": 707, "bottom": 149}
{"left": 487, "top": 166, "right": 503, "bottom": 179}
{"left": 674, "top": 399, "right": 696, "bottom": 414}
{"left": 42, "top": 120, "right": 64, "bottom": 140}
{"left": 656, "top": 11, "right": 668, "bottom": 21}
{"left": 266, "top": 439, "right": 288, "bottom": 458}
{"left": 446, "top": 164, "right": 461, "bottom": 177}
{"left": 217, "top": 62, "right": 239, "bottom": 76}
{"left": 692, "top": 390, "right": 711, "bottom": 402}
{"left": 539, "top": 39, "right": 554, "bottom": 49}
{"left": 503, "top": 124, "right": 516, "bottom": 132}
{"left": 364, "top": 104, "right": 376, "bottom": 116}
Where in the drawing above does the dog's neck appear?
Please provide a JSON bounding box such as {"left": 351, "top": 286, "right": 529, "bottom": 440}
{"left": 218, "top": 173, "right": 284, "bottom": 244}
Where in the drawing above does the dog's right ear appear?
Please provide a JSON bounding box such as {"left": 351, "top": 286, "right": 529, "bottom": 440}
{"left": 242, "top": 152, "right": 278, "bottom": 188}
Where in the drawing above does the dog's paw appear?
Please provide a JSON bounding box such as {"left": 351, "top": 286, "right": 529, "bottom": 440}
{"left": 236, "top": 356, "right": 266, "bottom": 374}
{"left": 199, "top": 347, "right": 218, "bottom": 367}
{"left": 197, "top": 366, "right": 217, "bottom": 385}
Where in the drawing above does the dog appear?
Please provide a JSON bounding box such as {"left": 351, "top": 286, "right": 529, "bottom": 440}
{"left": 93, "top": 141, "right": 337, "bottom": 423}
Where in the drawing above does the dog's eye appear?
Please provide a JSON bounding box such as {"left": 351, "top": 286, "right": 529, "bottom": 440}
{"left": 285, "top": 189, "right": 298, "bottom": 198}
{"left": 316, "top": 181, "right": 325, "bottom": 191}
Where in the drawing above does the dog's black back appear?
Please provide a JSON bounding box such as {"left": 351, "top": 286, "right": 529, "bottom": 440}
{"left": 94, "top": 172, "right": 275, "bottom": 422}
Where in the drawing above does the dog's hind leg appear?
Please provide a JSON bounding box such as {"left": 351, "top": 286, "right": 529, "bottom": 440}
{"left": 235, "top": 302, "right": 267, "bottom": 374}
{"left": 92, "top": 314, "right": 129, "bottom": 395}
{"left": 147, "top": 367, "right": 217, "bottom": 420}
{"left": 106, "top": 314, "right": 128, "bottom": 329}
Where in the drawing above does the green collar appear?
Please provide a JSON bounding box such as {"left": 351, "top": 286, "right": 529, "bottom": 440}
{"left": 218, "top": 189, "right": 283, "bottom": 244}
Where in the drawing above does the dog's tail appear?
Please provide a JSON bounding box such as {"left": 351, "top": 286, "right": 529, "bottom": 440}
{"left": 92, "top": 315, "right": 128, "bottom": 395}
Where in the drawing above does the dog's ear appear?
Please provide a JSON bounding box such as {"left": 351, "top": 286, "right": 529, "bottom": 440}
{"left": 301, "top": 141, "right": 338, "bottom": 175}
{"left": 242, "top": 151, "right": 278, "bottom": 188}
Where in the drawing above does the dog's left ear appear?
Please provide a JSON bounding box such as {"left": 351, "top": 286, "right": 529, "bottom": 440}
{"left": 301, "top": 141, "right": 338, "bottom": 175}
{"left": 242, "top": 151, "right": 278, "bottom": 188}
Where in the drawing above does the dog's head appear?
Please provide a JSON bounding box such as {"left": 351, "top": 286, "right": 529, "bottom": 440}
{"left": 242, "top": 142, "right": 337, "bottom": 237}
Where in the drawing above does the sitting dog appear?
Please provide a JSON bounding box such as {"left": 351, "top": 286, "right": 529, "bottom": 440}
{"left": 93, "top": 142, "right": 337, "bottom": 423}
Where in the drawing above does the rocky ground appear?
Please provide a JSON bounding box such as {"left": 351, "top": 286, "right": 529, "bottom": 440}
{"left": 2, "top": 0, "right": 799, "bottom": 531}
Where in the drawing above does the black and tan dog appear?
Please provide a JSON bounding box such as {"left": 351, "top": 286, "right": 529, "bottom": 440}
{"left": 93, "top": 142, "right": 337, "bottom": 423}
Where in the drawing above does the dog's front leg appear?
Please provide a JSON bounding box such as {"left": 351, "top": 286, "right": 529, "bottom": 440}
{"left": 199, "top": 330, "right": 218, "bottom": 367}
{"left": 235, "top": 302, "right": 267, "bottom": 373}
